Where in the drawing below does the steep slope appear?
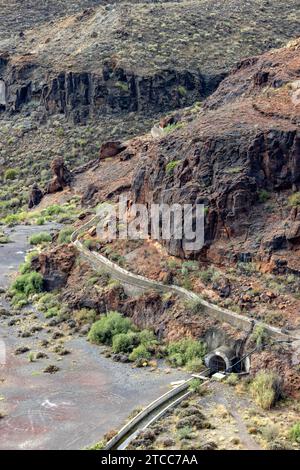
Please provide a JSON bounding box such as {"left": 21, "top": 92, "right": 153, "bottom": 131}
{"left": 0, "top": 0, "right": 299, "bottom": 121}
{"left": 132, "top": 39, "right": 300, "bottom": 271}
{"left": 1, "top": 0, "right": 299, "bottom": 221}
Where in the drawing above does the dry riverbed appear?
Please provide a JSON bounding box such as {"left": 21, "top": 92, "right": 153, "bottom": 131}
{"left": 0, "top": 225, "right": 187, "bottom": 450}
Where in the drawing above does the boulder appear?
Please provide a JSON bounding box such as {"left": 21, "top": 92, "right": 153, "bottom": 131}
{"left": 28, "top": 183, "right": 44, "bottom": 208}
{"left": 99, "top": 141, "right": 127, "bottom": 160}
{"left": 47, "top": 157, "right": 72, "bottom": 194}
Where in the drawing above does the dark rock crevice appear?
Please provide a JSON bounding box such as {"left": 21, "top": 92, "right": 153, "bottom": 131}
{"left": 0, "top": 64, "right": 224, "bottom": 123}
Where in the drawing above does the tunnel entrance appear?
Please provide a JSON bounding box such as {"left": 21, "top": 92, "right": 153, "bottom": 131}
{"left": 208, "top": 355, "right": 226, "bottom": 373}
{"left": 205, "top": 346, "right": 237, "bottom": 374}
{"left": 205, "top": 346, "right": 251, "bottom": 375}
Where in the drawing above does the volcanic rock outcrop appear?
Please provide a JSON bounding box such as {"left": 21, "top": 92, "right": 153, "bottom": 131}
{"left": 47, "top": 157, "right": 73, "bottom": 194}
{"left": 132, "top": 39, "right": 300, "bottom": 265}
{"left": 0, "top": 1, "right": 299, "bottom": 123}
{"left": 28, "top": 183, "right": 44, "bottom": 209}
{"left": 99, "top": 141, "right": 127, "bottom": 160}
{"left": 31, "top": 244, "right": 77, "bottom": 290}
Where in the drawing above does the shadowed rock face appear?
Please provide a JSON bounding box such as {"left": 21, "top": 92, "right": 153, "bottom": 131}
{"left": 28, "top": 183, "right": 44, "bottom": 209}
{"left": 132, "top": 40, "right": 300, "bottom": 260}
{"left": 0, "top": 1, "right": 299, "bottom": 122}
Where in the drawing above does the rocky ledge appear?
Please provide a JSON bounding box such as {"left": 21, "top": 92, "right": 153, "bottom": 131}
{"left": 132, "top": 39, "right": 300, "bottom": 269}
{"left": 0, "top": 0, "right": 299, "bottom": 122}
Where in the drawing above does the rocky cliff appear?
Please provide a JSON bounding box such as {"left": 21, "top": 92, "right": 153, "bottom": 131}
{"left": 0, "top": 0, "right": 299, "bottom": 122}
{"left": 132, "top": 39, "right": 300, "bottom": 269}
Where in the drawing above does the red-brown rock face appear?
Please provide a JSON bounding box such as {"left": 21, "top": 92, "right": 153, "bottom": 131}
{"left": 31, "top": 244, "right": 77, "bottom": 290}
{"left": 47, "top": 157, "right": 72, "bottom": 194}
{"left": 132, "top": 40, "right": 300, "bottom": 260}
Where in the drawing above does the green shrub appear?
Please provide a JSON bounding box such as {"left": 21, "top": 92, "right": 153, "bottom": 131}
{"left": 138, "top": 329, "right": 157, "bottom": 347}
{"left": 168, "top": 352, "right": 185, "bottom": 367}
{"left": 251, "top": 324, "right": 268, "bottom": 347}
{"left": 167, "top": 338, "right": 206, "bottom": 368}
{"left": 87, "top": 440, "right": 106, "bottom": 450}
{"left": 29, "top": 232, "right": 52, "bottom": 245}
{"left": 83, "top": 239, "right": 94, "bottom": 250}
{"left": 38, "top": 292, "right": 58, "bottom": 311}
{"left": 115, "top": 81, "right": 129, "bottom": 92}
{"left": 42, "top": 204, "right": 65, "bottom": 216}
{"left": 185, "top": 299, "right": 204, "bottom": 314}
{"left": 166, "top": 160, "right": 181, "bottom": 175}
{"left": 186, "top": 357, "right": 203, "bottom": 372}
{"left": 19, "top": 250, "right": 39, "bottom": 274}
{"left": 57, "top": 226, "right": 73, "bottom": 244}
{"left": 19, "top": 261, "right": 31, "bottom": 274}
{"left": 88, "top": 311, "right": 133, "bottom": 345}
{"left": 74, "top": 308, "right": 97, "bottom": 325}
{"left": 112, "top": 332, "right": 139, "bottom": 354}
{"left": 36, "top": 217, "right": 45, "bottom": 226}
{"left": 197, "top": 267, "right": 219, "bottom": 284}
{"left": 261, "top": 424, "right": 279, "bottom": 442}
{"left": 226, "top": 373, "right": 239, "bottom": 386}
{"left": 129, "top": 344, "right": 151, "bottom": 362}
{"left": 12, "top": 272, "right": 43, "bottom": 297}
{"left": 188, "top": 378, "right": 202, "bottom": 393}
{"left": 258, "top": 189, "right": 271, "bottom": 203}
{"left": 177, "top": 85, "right": 187, "bottom": 96}
{"left": 4, "top": 168, "right": 18, "bottom": 181}
{"left": 0, "top": 233, "right": 11, "bottom": 244}
{"left": 177, "top": 426, "right": 193, "bottom": 440}
{"left": 11, "top": 292, "right": 28, "bottom": 308}
{"left": 182, "top": 261, "right": 198, "bottom": 272}
{"left": 250, "top": 371, "right": 282, "bottom": 410}
{"left": 288, "top": 192, "right": 300, "bottom": 207}
{"left": 290, "top": 422, "right": 300, "bottom": 443}
{"left": 45, "top": 306, "right": 60, "bottom": 318}
{"left": 3, "top": 212, "right": 27, "bottom": 226}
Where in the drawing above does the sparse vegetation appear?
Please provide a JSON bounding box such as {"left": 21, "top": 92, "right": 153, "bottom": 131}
{"left": 0, "top": 232, "right": 11, "bottom": 244}
{"left": 185, "top": 298, "right": 204, "bottom": 314}
{"left": 197, "top": 267, "right": 220, "bottom": 285}
{"left": 177, "top": 425, "right": 193, "bottom": 440}
{"left": 226, "top": 373, "right": 239, "bottom": 386}
{"left": 188, "top": 378, "right": 202, "bottom": 393}
{"left": 289, "top": 422, "right": 300, "bottom": 443}
{"left": 250, "top": 371, "right": 282, "bottom": 410}
{"left": 288, "top": 192, "right": 300, "bottom": 207}
{"left": 166, "top": 160, "right": 181, "bottom": 175}
{"left": 57, "top": 226, "right": 74, "bottom": 244}
{"left": 251, "top": 324, "right": 268, "bottom": 347}
{"left": 166, "top": 338, "right": 206, "bottom": 370}
{"left": 88, "top": 311, "right": 133, "bottom": 345}
{"left": 258, "top": 189, "right": 271, "bottom": 203}
{"left": 29, "top": 232, "right": 52, "bottom": 245}
{"left": 4, "top": 168, "right": 18, "bottom": 181}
